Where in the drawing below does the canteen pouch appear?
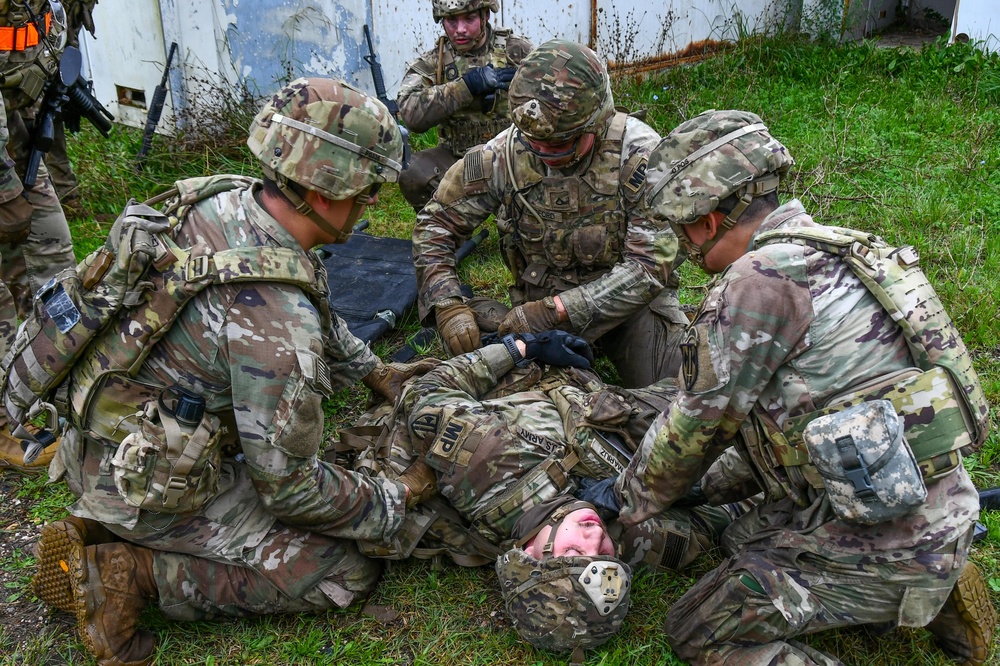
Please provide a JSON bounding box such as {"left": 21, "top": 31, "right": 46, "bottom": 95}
{"left": 111, "top": 395, "right": 223, "bottom": 514}
{"left": 802, "top": 400, "right": 926, "bottom": 526}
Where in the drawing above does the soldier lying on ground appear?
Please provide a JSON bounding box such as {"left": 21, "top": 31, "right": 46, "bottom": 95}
{"left": 395, "top": 0, "right": 531, "bottom": 212}
{"left": 413, "top": 39, "right": 689, "bottom": 389}
{"left": 334, "top": 331, "right": 743, "bottom": 660}
{"left": 615, "top": 110, "right": 996, "bottom": 665}
{"left": 26, "top": 78, "right": 439, "bottom": 666}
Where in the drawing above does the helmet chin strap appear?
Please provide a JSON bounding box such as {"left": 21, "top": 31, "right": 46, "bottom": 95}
{"left": 268, "top": 169, "right": 353, "bottom": 243}
{"left": 692, "top": 173, "right": 781, "bottom": 265}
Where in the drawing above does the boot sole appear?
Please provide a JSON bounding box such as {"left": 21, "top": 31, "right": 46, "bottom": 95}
{"left": 949, "top": 561, "right": 997, "bottom": 666}
{"left": 33, "top": 520, "right": 88, "bottom": 613}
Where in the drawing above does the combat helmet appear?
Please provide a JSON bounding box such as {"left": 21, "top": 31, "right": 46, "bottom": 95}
{"left": 644, "top": 109, "right": 794, "bottom": 266}
{"left": 432, "top": 0, "right": 498, "bottom": 22}
{"left": 497, "top": 499, "right": 632, "bottom": 658}
{"left": 507, "top": 39, "right": 615, "bottom": 144}
{"left": 247, "top": 77, "right": 406, "bottom": 241}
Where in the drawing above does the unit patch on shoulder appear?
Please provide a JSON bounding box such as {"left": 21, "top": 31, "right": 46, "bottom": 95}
{"left": 680, "top": 326, "right": 700, "bottom": 392}
{"left": 624, "top": 156, "right": 648, "bottom": 194}
{"left": 410, "top": 413, "right": 440, "bottom": 439}
{"left": 445, "top": 63, "right": 459, "bottom": 81}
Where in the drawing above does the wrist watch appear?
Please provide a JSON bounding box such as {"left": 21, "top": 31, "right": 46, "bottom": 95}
{"left": 501, "top": 334, "right": 531, "bottom": 368}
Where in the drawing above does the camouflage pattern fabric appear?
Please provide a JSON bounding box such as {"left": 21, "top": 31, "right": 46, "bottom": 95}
{"left": 412, "top": 112, "right": 688, "bottom": 387}
{"left": 431, "top": 0, "right": 498, "bottom": 22}
{"left": 351, "top": 343, "right": 730, "bottom": 569}
{"left": 507, "top": 40, "right": 614, "bottom": 142}
{"left": 617, "top": 200, "right": 981, "bottom": 664}
{"left": 51, "top": 178, "right": 407, "bottom": 617}
{"left": 397, "top": 26, "right": 531, "bottom": 158}
{"left": 0, "top": 92, "right": 17, "bottom": 381}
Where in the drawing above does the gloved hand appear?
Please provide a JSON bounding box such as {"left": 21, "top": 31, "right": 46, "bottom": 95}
{"left": 462, "top": 65, "right": 500, "bottom": 96}
{"left": 398, "top": 458, "right": 438, "bottom": 509}
{"left": 363, "top": 358, "right": 440, "bottom": 403}
{"left": 671, "top": 481, "right": 708, "bottom": 508}
{"left": 436, "top": 299, "right": 481, "bottom": 356}
{"left": 494, "top": 66, "right": 517, "bottom": 90}
{"left": 504, "top": 330, "right": 594, "bottom": 369}
{"left": 498, "top": 296, "right": 563, "bottom": 335}
{"left": 576, "top": 477, "right": 622, "bottom": 521}
{"left": 0, "top": 194, "right": 33, "bottom": 245}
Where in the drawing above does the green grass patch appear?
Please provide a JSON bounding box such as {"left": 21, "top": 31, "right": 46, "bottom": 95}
{"left": 2, "top": 32, "right": 998, "bottom": 666}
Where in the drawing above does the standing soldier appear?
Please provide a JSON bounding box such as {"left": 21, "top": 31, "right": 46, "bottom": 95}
{"left": 0, "top": 0, "right": 83, "bottom": 472}
{"left": 617, "top": 110, "right": 995, "bottom": 665}
{"left": 396, "top": 0, "right": 532, "bottom": 212}
{"left": 28, "top": 78, "right": 436, "bottom": 666}
{"left": 413, "top": 39, "right": 688, "bottom": 388}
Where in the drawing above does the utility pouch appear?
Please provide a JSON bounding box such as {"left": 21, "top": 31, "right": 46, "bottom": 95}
{"left": 802, "top": 400, "right": 926, "bottom": 525}
{"left": 111, "top": 390, "right": 223, "bottom": 514}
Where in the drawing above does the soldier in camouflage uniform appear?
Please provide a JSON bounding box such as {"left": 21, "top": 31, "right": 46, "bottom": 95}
{"left": 343, "top": 332, "right": 738, "bottom": 657}
{"left": 615, "top": 109, "right": 995, "bottom": 665}
{"left": 396, "top": 0, "right": 531, "bottom": 212}
{"left": 0, "top": 0, "right": 82, "bottom": 472}
{"left": 30, "top": 78, "right": 437, "bottom": 666}
{"left": 413, "top": 39, "right": 688, "bottom": 389}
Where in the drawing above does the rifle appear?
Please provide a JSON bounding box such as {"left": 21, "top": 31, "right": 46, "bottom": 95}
{"left": 24, "top": 46, "right": 114, "bottom": 188}
{"left": 135, "top": 41, "right": 178, "bottom": 172}
{"left": 391, "top": 228, "right": 491, "bottom": 362}
{"left": 363, "top": 24, "right": 398, "bottom": 118}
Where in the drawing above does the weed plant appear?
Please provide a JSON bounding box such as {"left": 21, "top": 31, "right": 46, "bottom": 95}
{"left": 1, "top": 33, "right": 998, "bottom": 665}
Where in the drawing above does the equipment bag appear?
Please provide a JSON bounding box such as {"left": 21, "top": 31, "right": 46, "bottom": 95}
{"left": 802, "top": 399, "right": 926, "bottom": 525}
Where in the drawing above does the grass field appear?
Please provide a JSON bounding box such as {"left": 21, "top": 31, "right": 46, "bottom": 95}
{"left": 1, "top": 31, "right": 999, "bottom": 665}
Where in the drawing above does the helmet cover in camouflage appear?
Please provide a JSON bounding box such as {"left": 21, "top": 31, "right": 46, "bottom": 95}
{"left": 508, "top": 39, "right": 615, "bottom": 143}
{"left": 496, "top": 548, "right": 632, "bottom": 654}
{"left": 432, "top": 0, "right": 498, "bottom": 22}
{"left": 644, "top": 109, "right": 794, "bottom": 225}
{"left": 247, "top": 78, "right": 405, "bottom": 200}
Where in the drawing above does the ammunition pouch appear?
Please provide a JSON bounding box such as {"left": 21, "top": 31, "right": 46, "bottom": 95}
{"left": 802, "top": 400, "right": 926, "bottom": 525}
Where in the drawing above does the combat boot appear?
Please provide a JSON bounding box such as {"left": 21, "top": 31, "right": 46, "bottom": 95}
{"left": 69, "top": 542, "right": 158, "bottom": 666}
{"left": 0, "top": 429, "right": 59, "bottom": 474}
{"left": 33, "top": 517, "right": 115, "bottom": 613}
{"left": 925, "top": 560, "right": 997, "bottom": 666}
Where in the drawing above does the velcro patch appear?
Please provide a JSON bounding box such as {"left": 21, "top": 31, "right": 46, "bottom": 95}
{"left": 430, "top": 418, "right": 470, "bottom": 461}
{"left": 623, "top": 156, "right": 648, "bottom": 194}
{"left": 411, "top": 413, "right": 440, "bottom": 439}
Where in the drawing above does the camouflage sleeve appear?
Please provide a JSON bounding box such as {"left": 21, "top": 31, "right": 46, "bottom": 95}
{"left": 402, "top": 343, "right": 516, "bottom": 413}
{"left": 616, "top": 249, "right": 814, "bottom": 526}
{"left": 396, "top": 52, "right": 475, "bottom": 133}
{"left": 0, "top": 93, "right": 24, "bottom": 204}
{"left": 226, "top": 283, "right": 406, "bottom": 542}
{"left": 324, "top": 308, "right": 378, "bottom": 390}
{"left": 413, "top": 141, "right": 504, "bottom": 321}
{"left": 559, "top": 118, "right": 677, "bottom": 335}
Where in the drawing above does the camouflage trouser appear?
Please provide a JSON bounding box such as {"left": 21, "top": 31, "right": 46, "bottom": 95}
{"left": 398, "top": 145, "right": 458, "bottom": 213}
{"left": 103, "top": 513, "right": 382, "bottom": 623}
{"left": 0, "top": 272, "right": 13, "bottom": 428}
{"left": 44, "top": 118, "right": 79, "bottom": 201}
{"left": 597, "top": 289, "right": 689, "bottom": 389}
{"left": 664, "top": 502, "right": 969, "bottom": 666}
{"left": 0, "top": 109, "right": 75, "bottom": 316}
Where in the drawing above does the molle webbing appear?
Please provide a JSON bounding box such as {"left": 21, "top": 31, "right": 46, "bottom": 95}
{"left": 755, "top": 226, "right": 989, "bottom": 452}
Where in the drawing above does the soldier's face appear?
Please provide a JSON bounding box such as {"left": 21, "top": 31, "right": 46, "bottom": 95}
{"left": 443, "top": 11, "right": 487, "bottom": 51}
{"left": 527, "top": 507, "right": 615, "bottom": 559}
{"left": 519, "top": 132, "right": 596, "bottom": 168}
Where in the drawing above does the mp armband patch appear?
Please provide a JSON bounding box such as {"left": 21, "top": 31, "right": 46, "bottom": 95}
{"left": 623, "top": 156, "right": 648, "bottom": 195}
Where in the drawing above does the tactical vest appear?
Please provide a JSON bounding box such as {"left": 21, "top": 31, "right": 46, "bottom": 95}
{"left": 340, "top": 367, "right": 635, "bottom": 565}
{"left": 494, "top": 112, "right": 642, "bottom": 305}
{"left": 742, "top": 226, "right": 990, "bottom": 505}
{"left": 0, "top": 0, "right": 59, "bottom": 110}
{"left": 2, "top": 175, "right": 328, "bottom": 446}
{"left": 436, "top": 29, "right": 514, "bottom": 156}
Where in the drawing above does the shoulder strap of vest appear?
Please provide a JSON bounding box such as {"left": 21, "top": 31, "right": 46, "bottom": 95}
{"left": 436, "top": 36, "right": 450, "bottom": 85}
{"left": 606, "top": 111, "right": 628, "bottom": 143}
{"left": 490, "top": 28, "right": 509, "bottom": 68}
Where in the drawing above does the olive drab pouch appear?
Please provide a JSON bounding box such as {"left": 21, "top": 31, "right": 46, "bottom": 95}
{"left": 802, "top": 399, "right": 926, "bottom": 526}
{"left": 111, "top": 389, "right": 224, "bottom": 514}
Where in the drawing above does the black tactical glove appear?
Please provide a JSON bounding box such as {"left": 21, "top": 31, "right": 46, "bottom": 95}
{"left": 462, "top": 65, "right": 500, "bottom": 96}
{"left": 502, "top": 330, "right": 594, "bottom": 369}
{"left": 494, "top": 66, "right": 517, "bottom": 90}
{"left": 672, "top": 481, "right": 709, "bottom": 508}
{"left": 575, "top": 477, "right": 622, "bottom": 521}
